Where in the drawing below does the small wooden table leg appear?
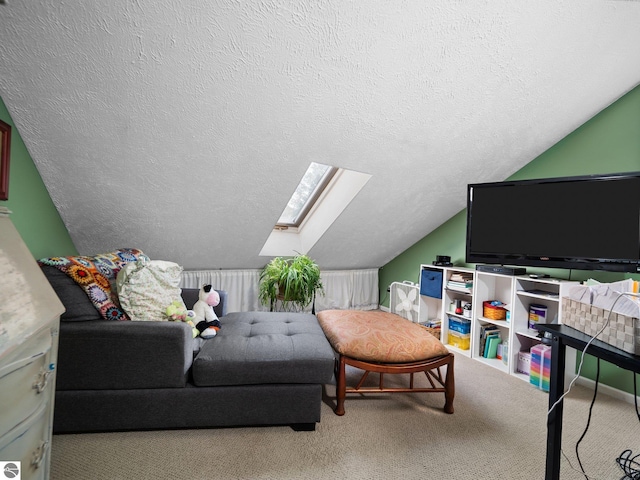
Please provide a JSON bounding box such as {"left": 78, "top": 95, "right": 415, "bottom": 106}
{"left": 335, "top": 355, "right": 346, "bottom": 416}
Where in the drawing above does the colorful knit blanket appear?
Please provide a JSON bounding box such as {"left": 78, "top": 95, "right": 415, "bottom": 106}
{"left": 39, "top": 248, "right": 149, "bottom": 321}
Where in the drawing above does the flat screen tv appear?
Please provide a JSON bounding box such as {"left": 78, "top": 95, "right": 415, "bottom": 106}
{"left": 466, "top": 172, "right": 640, "bottom": 273}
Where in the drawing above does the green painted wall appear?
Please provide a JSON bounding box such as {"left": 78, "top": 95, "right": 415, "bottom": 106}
{"left": 380, "top": 84, "right": 640, "bottom": 395}
{"left": 0, "top": 97, "right": 77, "bottom": 259}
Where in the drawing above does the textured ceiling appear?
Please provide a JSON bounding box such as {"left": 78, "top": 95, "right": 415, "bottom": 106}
{"left": 1, "top": 1, "right": 639, "bottom": 270}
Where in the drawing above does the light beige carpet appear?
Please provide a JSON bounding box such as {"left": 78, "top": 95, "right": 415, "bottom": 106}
{"left": 51, "top": 352, "right": 640, "bottom": 479}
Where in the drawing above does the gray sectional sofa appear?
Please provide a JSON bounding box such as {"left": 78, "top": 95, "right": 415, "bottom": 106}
{"left": 42, "top": 266, "right": 336, "bottom": 433}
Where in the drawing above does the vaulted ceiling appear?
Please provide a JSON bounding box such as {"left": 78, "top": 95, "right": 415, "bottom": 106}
{"left": 1, "top": 1, "right": 639, "bottom": 270}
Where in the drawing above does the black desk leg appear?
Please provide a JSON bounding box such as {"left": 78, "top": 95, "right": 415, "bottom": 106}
{"left": 545, "top": 335, "right": 566, "bottom": 480}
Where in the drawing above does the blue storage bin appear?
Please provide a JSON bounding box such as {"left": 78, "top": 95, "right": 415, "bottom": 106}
{"left": 448, "top": 316, "right": 471, "bottom": 334}
{"left": 420, "top": 268, "right": 443, "bottom": 299}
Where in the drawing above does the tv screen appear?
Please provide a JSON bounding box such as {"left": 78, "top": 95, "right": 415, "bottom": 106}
{"left": 466, "top": 172, "right": 640, "bottom": 272}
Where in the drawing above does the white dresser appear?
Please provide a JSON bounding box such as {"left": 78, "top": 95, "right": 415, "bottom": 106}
{"left": 0, "top": 209, "right": 64, "bottom": 480}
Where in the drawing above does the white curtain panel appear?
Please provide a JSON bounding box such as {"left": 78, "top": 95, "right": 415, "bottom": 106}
{"left": 181, "top": 268, "right": 379, "bottom": 313}
{"left": 315, "top": 269, "right": 379, "bottom": 311}
{"left": 181, "top": 269, "right": 263, "bottom": 313}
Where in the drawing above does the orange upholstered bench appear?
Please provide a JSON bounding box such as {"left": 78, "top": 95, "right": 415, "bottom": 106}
{"left": 317, "top": 310, "right": 454, "bottom": 416}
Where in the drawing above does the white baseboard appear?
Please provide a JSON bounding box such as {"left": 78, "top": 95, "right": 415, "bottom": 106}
{"left": 575, "top": 376, "right": 639, "bottom": 405}
{"left": 566, "top": 345, "right": 638, "bottom": 405}
{"left": 380, "top": 305, "right": 390, "bottom": 313}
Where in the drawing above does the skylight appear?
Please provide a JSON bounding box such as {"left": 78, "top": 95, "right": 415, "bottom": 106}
{"left": 260, "top": 164, "right": 372, "bottom": 257}
{"left": 276, "top": 162, "right": 337, "bottom": 228}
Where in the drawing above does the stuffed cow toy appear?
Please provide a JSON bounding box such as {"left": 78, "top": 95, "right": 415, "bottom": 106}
{"left": 192, "top": 284, "right": 222, "bottom": 338}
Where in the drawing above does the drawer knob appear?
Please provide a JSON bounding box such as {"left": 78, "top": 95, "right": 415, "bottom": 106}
{"left": 31, "top": 440, "right": 49, "bottom": 469}
{"left": 32, "top": 369, "right": 52, "bottom": 394}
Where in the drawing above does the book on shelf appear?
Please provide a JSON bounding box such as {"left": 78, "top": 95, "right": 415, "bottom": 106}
{"left": 447, "top": 287, "right": 473, "bottom": 294}
{"left": 485, "top": 335, "right": 501, "bottom": 359}
{"left": 450, "top": 273, "right": 473, "bottom": 283}
{"left": 446, "top": 280, "right": 473, "bottom": 293}
{"left": 482, "top": 332, "right": 501, "bottom": 357}
{"left": 420, "top": 319, "right": 441, "bottom": 328}
{"left": 524, "top": 289, "right": 559, "bottom": 298}
{"left": 479, "top": 325, "right": 501, "bottom": 357}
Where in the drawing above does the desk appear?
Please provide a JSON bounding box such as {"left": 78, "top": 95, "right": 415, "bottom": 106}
{"left": 537, "top": 324, "right": 640, "bottom": 480}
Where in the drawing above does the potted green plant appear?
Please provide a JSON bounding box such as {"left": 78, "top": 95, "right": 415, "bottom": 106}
{"left": 259, "top": 254, "right": 324, "bottom": 313}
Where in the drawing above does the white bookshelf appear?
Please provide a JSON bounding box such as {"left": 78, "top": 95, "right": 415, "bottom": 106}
{"left": 418, "top": 263, "right": 578, "bottom": 387}
{"left": 418, "top": 264, "right": 475, "bottom": 357}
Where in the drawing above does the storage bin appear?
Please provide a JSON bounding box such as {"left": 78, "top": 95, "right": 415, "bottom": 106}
{"left": 448, "top": 316, "right": 471, "bottom": 335}
{"left": 529, "top": 344, "right": 551, "bottom": 392}
{"left": 420, "top": 268, "right": 443, "bottom": 299}
{"left": 562, "top": 298, "right": 640, "bottom": 355}
{"left": 483, "top": 301, "right": 506, "bottom": 320}
{"left": 448, "top": 331, "right": 470, "bottom": 350}
{"left": 517, "top": 351, "right": 531, "bottom": 375}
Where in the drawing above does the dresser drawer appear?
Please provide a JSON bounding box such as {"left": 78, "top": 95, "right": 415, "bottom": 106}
{"left": 0, "top": 404, "right": 49, "bottom": 480}
{"left": 0, "top": 329, "right": 53, "bottom": 435}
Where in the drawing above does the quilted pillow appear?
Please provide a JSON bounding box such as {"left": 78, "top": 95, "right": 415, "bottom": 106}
{"left": 39, "top": 248, "right": 149, "bottom": 321}
{"left": 116, "top": 259, "right": 185, "bottom": 322}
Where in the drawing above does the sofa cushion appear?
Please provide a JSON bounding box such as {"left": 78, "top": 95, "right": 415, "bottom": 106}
{"left": 192, "top": 312, "right": 335, "bottom": 387}
{"left": 40, "top": 266, "right": 100, "bottom": 322}
{"left": 56, "top": 320, "right": 195, "bottom": 390}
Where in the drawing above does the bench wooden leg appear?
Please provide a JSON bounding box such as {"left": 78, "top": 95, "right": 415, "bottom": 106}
{"left": 443, "top": 354, "right": 455, "bottom": 414}
{"left": 335, "top": 355, "right": 346, "bottom": 416}
{"left": 332, "top": 353, "right": 455, "bottom": 416}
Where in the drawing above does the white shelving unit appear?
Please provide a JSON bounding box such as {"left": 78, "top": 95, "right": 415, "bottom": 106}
{"left": 418, "top": 264, "right": 475, "bottom": 357}
{"left": 417, "top": 263, "right": 578, "bottom": 387}
{"left": 471, "top": 271, "right": 513, "bottom": 374}
{"left": 473, "top": 270, "right": 578, "bottom": 383}
{"left": 510, "top": 276, "right": 577, "bottom": 382}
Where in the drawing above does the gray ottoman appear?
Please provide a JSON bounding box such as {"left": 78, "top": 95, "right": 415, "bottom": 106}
{"left": 193, "top": 311, "right": 335, "bottom": 386}
{"left": 191, "top": 311, "right": 335, "bottom": 429}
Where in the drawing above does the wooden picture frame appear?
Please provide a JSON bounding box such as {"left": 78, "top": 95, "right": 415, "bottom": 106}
{"left": 0, "top": 119, "right": 11, "bottom": 201}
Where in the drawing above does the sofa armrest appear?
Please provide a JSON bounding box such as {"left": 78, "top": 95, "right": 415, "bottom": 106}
{"left": 216, "top": 290, "right": 228, "bottom": 317}
{"left": 56, "top": 320, "right": 195, "bottom": 391}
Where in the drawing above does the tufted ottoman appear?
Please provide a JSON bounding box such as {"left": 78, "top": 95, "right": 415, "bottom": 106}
{"left": 317, "top": 310, "right": 455, "bottom": 416}
{"left": 191, "top": 311, "right": 336, "bottom": 429}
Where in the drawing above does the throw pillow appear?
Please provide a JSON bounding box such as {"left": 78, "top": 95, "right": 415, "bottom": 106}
{"left": 116, "top": 259, "right": 185, "bottom": 322}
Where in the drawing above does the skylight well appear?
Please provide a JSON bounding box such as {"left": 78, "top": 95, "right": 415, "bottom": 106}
{"left": 276, "top": 162, "right": 337, "bottom": 228}
{"left": 260, "top": 162, "right": 372, "bottom": 257}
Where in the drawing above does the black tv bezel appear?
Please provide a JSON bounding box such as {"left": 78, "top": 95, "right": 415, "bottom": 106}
{"left": 465, "top": 172, "right": 640, "bottom": 273}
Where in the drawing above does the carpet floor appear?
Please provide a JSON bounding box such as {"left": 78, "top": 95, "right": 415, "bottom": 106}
{"left": 51, "top": 352, "right": 640, "bottom": 479}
